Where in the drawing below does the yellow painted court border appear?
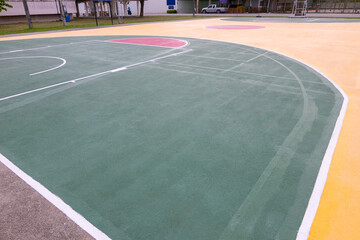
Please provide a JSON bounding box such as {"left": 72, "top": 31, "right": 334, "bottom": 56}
{"left": 1, "top": 18, "right": 360, "bottom": 240}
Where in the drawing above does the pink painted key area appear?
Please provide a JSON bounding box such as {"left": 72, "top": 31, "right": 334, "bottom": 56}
{"left": 206, "top": 25, "right": 265, "bottom": 30}
{"left": 108, "top": 38, "right": 187, "bottom": 48}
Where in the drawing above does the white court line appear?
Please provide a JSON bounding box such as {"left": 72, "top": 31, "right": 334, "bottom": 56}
{"left": 307, "top": 19, "right": 320, "bottom": 22}
{"left": 153, "top": 62, "right": 330, "bottom": 95}
{"left": 223, "top": 52, "right": 268, "bottom": 72}
{"left": 0, "top": 56, "right": 66, "bottom": 76}
{"left": 0, "top": 49, "right": 192, "bottom": 102}
{"left": 0, "top": 40, "right": 100, "bottom": 55}
{"left": 0, "top": 153, "right": 111, "bottom": 240}
{"left": 8, "top": 49, "right": 24, "bottom": 53}
{"left": 110, "top": 67, "right": 127, "bottom": 73}
{"left": 245, "top": 52, "right": 268, "bottom": 63}
{"left": 158, "top": 61, "right": 219, "bottom": 71}
{"left": 0, "top": 71, "right": 109, "bottom": 102}
{"left": 219, "top": 49, "right": 311, "bottom": 240}
{"left": 184, "top": 54, "right": 246, "bottom": 62}
{"left": 205, "top": 38, "right": 262, "bottom": 55}
{"left": 126, "top": 49, "right": 192, "bottom": 67}
{"left": 186, "top": 39, "right": 348, "bottom": 239}
{"left": 191, "top": 37, "right": 348, "bottom": 240}
{"left": 238, "top": 70, "right": 326, "bottom": 85}
{"left": 159, "top": 58, "right": 326, "bottom": 85}
{"left": 295, "top": 62, "right": 348, "bottom": 240}
{"left": 105, "top": 37, "right": 190, "bottom": 49}
{"left": 1, "top": 36, "right": 348, "bottom": 239}
{"left": 0, "top": 46, "right": 193, "bottom": 239}
{"left": 236, "top": 39, "right": 348, "bottom": 240}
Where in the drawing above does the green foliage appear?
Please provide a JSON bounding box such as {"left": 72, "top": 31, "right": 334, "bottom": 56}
{"left": 0, "top": 0, "right": 13, "bottom": 12}
{"left": 167, "top": 10, "right": 178, "bottom": 14}
{"left": 237, "top": 5, "right": 247, "bottom": 10}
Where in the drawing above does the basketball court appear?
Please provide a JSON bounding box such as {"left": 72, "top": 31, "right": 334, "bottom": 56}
{"left": 0, "top": 17, "right": 359, "bottom": 240}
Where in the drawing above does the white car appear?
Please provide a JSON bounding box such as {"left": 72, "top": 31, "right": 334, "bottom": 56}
{"left": 201, "top": 4, "right": 228, "bottom": 13}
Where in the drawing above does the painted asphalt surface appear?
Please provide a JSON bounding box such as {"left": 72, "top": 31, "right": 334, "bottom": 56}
{"left": 0, "top": 36, "right": 343, "bottom": 239}
{"left": 0, "top": 17, "right": 360, "bottom": 240}
{"left": 206, "top": 25, "right": 266, "bottom": 29}
{"left": 221, "top": 17, "right": 360, "bottom": 23}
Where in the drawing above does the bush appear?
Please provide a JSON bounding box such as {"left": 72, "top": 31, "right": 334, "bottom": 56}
{"left": 167, "top": 10, "right": 177, "bottom": 14}
{"left": 228, "top": 5, "right": 247, "bottom": 13}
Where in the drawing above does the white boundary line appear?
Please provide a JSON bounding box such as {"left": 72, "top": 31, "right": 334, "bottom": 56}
{"left": 295, "top": 61, "right": 348, "bottom": 240}
{"left": 227, "top": 38, "right": 348, "bottom": 239}
{"left": 180, "top": 37, "right": 348, "bottom": 239}
{"left": 0, "top": 36, "right": 348, "bottom": 239}
{"left": 237, "top": 39, "right": 346, "bottom": 239}
{"left": 0, "top": 153, "right": 111, "bottom": 240}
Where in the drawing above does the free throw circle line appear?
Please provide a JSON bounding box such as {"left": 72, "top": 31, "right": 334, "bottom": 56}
{"left": 0, "top": 56, "right": 66, "bottom": 76}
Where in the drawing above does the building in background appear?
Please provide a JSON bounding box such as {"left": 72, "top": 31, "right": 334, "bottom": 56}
{"left": 1, "top": 0, "right": 359, "bottom": 24}
{"left": 0, "top": 0, "right": 77, "bottom": 24}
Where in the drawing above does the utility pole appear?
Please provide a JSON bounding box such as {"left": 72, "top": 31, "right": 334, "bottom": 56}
{"left": 94, "top": 1, "right": 98, "bottom": 26}
{"left": 108, "top": 1, "right": 113, "bottom": 25}
{"left": 75, "top": 0, "right": 80, "bottom": 17}
{"left": 22, "top": 0, "right": 32, "bottom": 29}
{"left": 58, "top": 0, "right": 66, "bottom": 26}
{"left": 267, "top": 0, "right": 271, "bottom": 12}
{"left": 193, "top": 0, "right": 195, "bottom": 16}
{"left": 117, "top": 0, "right": 123, "bottom": 23}
{"left": 197, "top": 0, "right": 199, "bottom": 13}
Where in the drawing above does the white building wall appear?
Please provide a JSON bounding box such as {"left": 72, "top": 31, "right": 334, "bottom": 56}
{"left": 78, "top": 0, "right": 168, "bottom": 17}
{"left": 128, "top": 0, "right": 168, "bottom": 15}
{"left": 1, "top": 0, "right": 192, "bottom": 18}
{"left": 126, "top": 0, "right": 196, "bottom": 15}
{"left": 0, "top": 1, "right": 77, "bottom": 16}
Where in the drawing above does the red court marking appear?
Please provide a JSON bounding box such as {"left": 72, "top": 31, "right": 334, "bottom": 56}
{"left": 107, "top": 38, "right": 187, "bottom": 48}
{"left": 206, "top": 25, "right": 265, "bottom": 30}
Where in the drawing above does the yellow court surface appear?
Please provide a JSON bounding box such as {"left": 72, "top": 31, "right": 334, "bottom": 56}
{"left": 1, "top": 18, "right": 360, "bottom": 240}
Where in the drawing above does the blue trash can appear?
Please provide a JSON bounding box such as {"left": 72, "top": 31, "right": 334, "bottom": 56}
{"left": 65, "top": 14, "right": 70, "bottom": 22}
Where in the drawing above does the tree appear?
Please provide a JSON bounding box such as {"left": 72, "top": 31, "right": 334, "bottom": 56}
{"left": 75, "top": 0, "right": 82, "bottom": 17}
{"left": 139, "top": 0, "right": 144, "bottom": 17}
{"left": 22, "top": 0, "right": 32, "bottom": 28}
{"left": 0, "top": 0, "right": 13, "bottom": 12}
{"left": 58, "top": 0, "right": 66, "bottom": 26}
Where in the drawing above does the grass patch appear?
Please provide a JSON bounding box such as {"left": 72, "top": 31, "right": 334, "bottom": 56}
{"left": 0, "top": 16, "right": 215, "bottom": 36}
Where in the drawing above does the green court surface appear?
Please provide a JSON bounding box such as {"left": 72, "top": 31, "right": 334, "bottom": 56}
{"left": 221, "top": 17, "right": 360, "bottom": 23}
{"left": 0, "top": 36, "right": 343, "bottom": 239}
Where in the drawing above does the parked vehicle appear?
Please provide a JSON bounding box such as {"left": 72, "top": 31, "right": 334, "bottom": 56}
{"left": 201, "top": 4, "right": 228, "bottom": 13}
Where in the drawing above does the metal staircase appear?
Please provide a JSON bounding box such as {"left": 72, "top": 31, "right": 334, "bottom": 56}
{"left": 291, "top": 0, "right": 308, "bottom": 17}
